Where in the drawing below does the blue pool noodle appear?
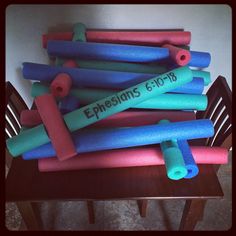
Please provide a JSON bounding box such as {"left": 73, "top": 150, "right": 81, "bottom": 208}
{"left": 23, "top": 62, "right": 204, "bottom": 94}
{"left": 177, "top": 139, "right": 199, "bottom": 178}
{"left": 47, "top": 40, "right": 169, "bottom": 63}
{"left": 189, "top": 51, "right": 211, "bottom": 68}
{"left": 59, "top": 95, "right": 80, "bottom": 114}
{"left": 22, "top": 119, "right": 214, "bottom": 160}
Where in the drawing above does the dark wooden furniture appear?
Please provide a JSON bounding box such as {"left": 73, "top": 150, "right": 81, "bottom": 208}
{"left": 5, "top": 76, "right": 231, "bottom": 230}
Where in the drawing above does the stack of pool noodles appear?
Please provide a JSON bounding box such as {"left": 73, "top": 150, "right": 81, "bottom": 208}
{"left": 6, "top": 23, "right": 228, "bottom": 181}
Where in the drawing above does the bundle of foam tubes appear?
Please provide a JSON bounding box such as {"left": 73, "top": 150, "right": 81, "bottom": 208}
{"left": 6, "top": 23, "right": 228, "bottom": 180}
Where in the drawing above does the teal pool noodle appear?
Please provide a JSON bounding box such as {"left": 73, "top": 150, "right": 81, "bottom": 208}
{"left": 6, "top": 66, "right": 193, "bottom": 157}
{"left": 23, "top": 62, "right": 202, "bottom": 94}
{"left": 31, "top": 83, "right": 207, "bottom": 111}
{"left": 160, "top": 140, "right": 188, "bottom": 180}
{"left": 56, "top": 57, "right": 168, "bottom": 74}
{"left": 159, "top": 119, "right": 188, "bottom": 180}
{"left": 72, "top": 23, "right": 86, "bottom": 42}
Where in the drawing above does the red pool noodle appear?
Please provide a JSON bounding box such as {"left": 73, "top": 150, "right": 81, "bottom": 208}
{"left": 163, "top": 44, "right": 191, "bottom": 66}
{"left": 38, "top": 146, "right": 228, "bottom": 172}
{"left": 63, "top": 60, "right": 78, "bottom": 68}
{"left": 19, "top": 110, "right": 195, "bottom": 128}
{"left": 35, "top": 94, "right": 77, "bottom": 161}
{"left": 20, "top": 110, "right": 42, "bottom": 127}
{"left": 43, "top": 32, "right": 73, "bottom": 48}
{"left": 42, "top": 31, "right": 191, "bottom": 48}
{"left": 50, "top": 73, "right": 72, "bottom": 98}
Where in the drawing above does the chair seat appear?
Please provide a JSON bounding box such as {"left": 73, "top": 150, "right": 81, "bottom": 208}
{"left": 6, "top": 157, "right": 223, "bottom": 202}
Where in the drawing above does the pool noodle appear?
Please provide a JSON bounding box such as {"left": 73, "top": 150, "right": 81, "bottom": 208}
{"left": 163, "top": 44, "right": 191, "bottom": 66}
{"left": 47, "top": 40, "right": 170, "bottom": 63}
{"left": 42, "top": 30, "right": 191, "bottom": 48}
{"left": 6, "top": 66, "right": 193, "bottom": 157}
{"left": 177, "top": 139, "right": 199, "bottom": 178}
{"left": 31, "top": 83, "right": 207, "bottom": 111}
{"left": 189, "top": 51, "right": 211, "bottom": 68}
{"left": 72, "top": 22, "right": 86, "bottom": 42}
{"left": 22, "top": 119, "right": 214, "bottom": 160}
{"left": 50, "top": 73, "right": 72, "bottom": 97}
{"left": 59, "top": 95, "right": 80, "bottom": 114}
{"left": 24, "top": 62, "right": 204, "bottom": 94}
{"left": 158, "top": 119, "right": 187, "bottom": 180}
{"left": 55, "top": 57, "right": 168, "bottom": 74}
{"left": 35, "top": 94, "right": 77, "bottom": 161}
{"left": 38, "top": 146, "right": 228, "bottom": 172}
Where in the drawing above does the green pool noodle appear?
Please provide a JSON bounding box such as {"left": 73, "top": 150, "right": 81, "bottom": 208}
{"left": 55, "top": 57, "right": 168, "bottom": 74}
{"left": 192, "top": 70, "right": 211, "bottom": 86}
{"left": 6, "top": 66, "right": 193, "bottom": 157}
{"left": 159, "top": 119, "right": 188, "bottom": 180}
{"left": 31, "top": 82, "right": 207, "bottom": 111}
{"left": 72, "top": 22, "right": 86, "bottom": 42}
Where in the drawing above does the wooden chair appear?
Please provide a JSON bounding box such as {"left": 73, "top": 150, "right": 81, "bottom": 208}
{"left": 5, "top": 82, "right": 95, "bottom": 229}
{"left": 5, "top": 76, "right": 231, "bottom": 230}
{"left": 138, "top": 75, "right": 232, "bottom": 229}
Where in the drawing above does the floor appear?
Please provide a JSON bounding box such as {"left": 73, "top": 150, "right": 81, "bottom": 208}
{"left": 5, "top": 152, "right": 232, "bottom": 231}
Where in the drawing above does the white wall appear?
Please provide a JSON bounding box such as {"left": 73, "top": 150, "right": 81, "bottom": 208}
{"left": 6, "top": 4, "right": 232, "bottom": 107}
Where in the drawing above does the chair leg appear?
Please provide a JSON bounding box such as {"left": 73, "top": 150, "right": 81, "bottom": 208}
{"left": 179, "top": 199, "right": 207, "bottom": 231}
{"left": 137, "top": 200, "right": 148, "bottom": 217}
{"left": 16, "top": 201, "right": 41, "bottom": 230}
{"left": 86, "top": 201, "right": 95, "bottom": 224}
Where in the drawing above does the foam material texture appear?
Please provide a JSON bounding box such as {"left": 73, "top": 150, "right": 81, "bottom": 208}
{"left": 163, "top": 44, "right": 191, "bottom": 66}
{"left": 47, "top": 40, "right": 169, "bottom": 63}
{"left": 35, "top": 94, "right": 77, "bottom": 161}
{"left": 192, "top": 70, "right": 211, "bottom": 86}
{"left": 59, "top": 95, "right": 80, "bottom": 114}
{"left": 72, "top": 23, "right": 86, "bottom": 42}
{"left": 7, "top": 66, "right": 192, "bottom": 157}
{"left": 159, "top": 119, "right": 187, "bottom": 180}
{"left": 177, "top": 139, "right": 199, "bottom": 178}
{"left": 38, "top": 146, "right": 228, "bottom": 172}
{"left": 20, "top": 110, "right": 42, "bottom": 127}
{"left": 50, "top": 73, "right": 72, "bottom": 97}
{"left": 42, "top": 30, "right": 191, "bottom": 47}
{"left": 62, "top": 60, "right": 78, "bottom": 68}
{"left": 24, "top": 62, "right": 203, "bottom": 94}
{"left": 22, "top": 119, "right": 214, "bottom": 160}
{"left": 56, "top": 57, "right": 168, "bottom": 74}
{"left": 160, "top": 139, "right": 187, "bottom": 180}
{"left": 189, "top": 51, "right": 211, "bottom": 68}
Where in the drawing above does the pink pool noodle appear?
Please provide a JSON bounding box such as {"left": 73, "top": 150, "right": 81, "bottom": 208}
{"left": 42, "top": 31, "right": 191, "bottom": 48}
{"left": 35, "top": 94, "right": 77, "bottom": 161}
{"left": 50, "top": 73, "right": 72, "bottom": 98}
{"left": 20, "top": 110, "right": 196, "bottom": 128}
{"left": 20, "top": 110, "right": 42, "bottom": 127}
{"left": 163, "top": 44, "right": 191, "bottom": 66}
{"left": 89, "top": 110, "right": 196, "bottom": 128}
{"left": 38, "top": 146, "right": 228, "bottom": 172}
